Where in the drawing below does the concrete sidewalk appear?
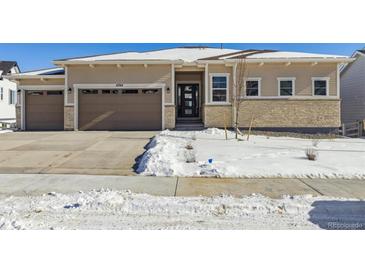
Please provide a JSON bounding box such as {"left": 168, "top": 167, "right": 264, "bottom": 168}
{"left": 1, "top": 174, "right": 365, "bottom": 199}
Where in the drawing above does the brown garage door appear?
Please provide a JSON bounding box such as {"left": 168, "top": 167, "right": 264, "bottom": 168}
{"left": 78, "top": 89, "right": 162, "bottom": 130}
{"left": 26, "top": 90, "right": 64, "bottom": 130}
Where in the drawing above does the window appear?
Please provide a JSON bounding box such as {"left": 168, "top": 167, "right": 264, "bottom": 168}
{"left": 122, "top": 89, "right": 139, "bottom": 94}
{"left": 9, "top": 90, "right": 16, "bottom": 104}
{"left": 245, "top": 79, "right": 260, "bottom": 96}
{"left": 312, "top": 78, "right": 328, "bottom": 96}
{"left": 81, "top": 89, "right": 98, "bottom": 94}
{"left": 142, "top": 89, "right": 159, "bottom": 94}
{"left": 278, "top": 78, "right": 295, "bottom": 96}
{"left": 29, "top": 91, "right": 44, "bottom": 96}
{"left": 210, "top": 74, "right": 229, "bottom": 102}
{"left": 0, "top": 87, "right": 3, "bottom": 100}
{"left": 47, "top": 91, "right": 63, "bottom": 96}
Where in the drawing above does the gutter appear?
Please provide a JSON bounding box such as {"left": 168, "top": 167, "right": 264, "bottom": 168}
{"left": 4, "top": 75, "right": 65, "bottom": 80}
{"left": 198, "top": 57, "right": 355, "bottom": 64}
{"left": 53, "top": 60, "right": 185, "bottom": 66}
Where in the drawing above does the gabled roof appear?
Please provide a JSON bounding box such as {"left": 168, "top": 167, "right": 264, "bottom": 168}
{"left": 198, "top": 49, "right": 277, "bottom": 60}
{"left": 202, "top": 50, "right": 348, "bottom": 60}
{"left": 55, "top": 47, "right": 239, "bottom": 63}
{"left": 0, "top": 61, "right": 19, "bottom": 78}
{"left": 53, "top": 46, "right": 351, "bottom": 65}
{"left": 17, "top": 67, "right": 64, "bottom": 76}
{"left": 340, "top": 49, "right": 365, "bottom": 74}
{"left": 5, "top": 67, "right": 65, "bottom": 80}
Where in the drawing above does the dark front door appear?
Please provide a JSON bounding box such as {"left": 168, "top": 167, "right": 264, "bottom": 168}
{"left": 177, "top": 84, "right": 199, "bottom": 118}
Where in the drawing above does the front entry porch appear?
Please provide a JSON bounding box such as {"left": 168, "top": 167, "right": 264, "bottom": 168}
{"left": 175, "top": 72, "right": 205, "bottom": 130}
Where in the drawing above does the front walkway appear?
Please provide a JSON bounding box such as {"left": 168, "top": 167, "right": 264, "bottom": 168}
{"left": 1, "top": 174, "right": 365, "bottom": 199}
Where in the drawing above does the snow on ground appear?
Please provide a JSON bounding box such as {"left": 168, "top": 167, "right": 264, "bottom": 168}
{"left": 1, "top": 190, "right": 364, "bottom": 230}
{"left": 137, "top": 129, "right": 365, "bottom": 179}
{"left": 0, "top": 129, "right": 13, "bottom": 134}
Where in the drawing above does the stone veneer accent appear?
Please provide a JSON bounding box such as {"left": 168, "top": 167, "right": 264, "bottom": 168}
{"left": 203, "top": 105, "right": 233, "bottom": 128}
{"left": 238, "top": 99, "right": 341, "bottom": 128}
{"left": 15, "top": 106, "right": 21, "bottom": 129}
{"left": 64, "top": 106, "right": 74, "bottom": 130}
{"left": 203, "top": 99, "right": 340, "bottom": 129}
{"left": 164, "top": 105, "right": 175, "bottom": 129}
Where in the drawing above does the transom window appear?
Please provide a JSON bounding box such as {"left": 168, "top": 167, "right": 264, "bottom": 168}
{"left": 80, "top": 89, "right": 98, "bottom": 94}
{"left": 278, "top": 78, "right": 295, "bottom": 96}
{"left": 47, "top": 91, "right": 63, "bottom": 96}
{"left": 245, "top": 79, "right": 260, "bottom": 96}
{"left": 210, "top": 74, "right": 229, "bottom": 103}
{"left": 142, "top": 89, "right": 159, "bottom": 94}
{"left": 122, "top": 89, "right": 139, "bottom": 94}
{"left": 313, "top": 78, "right": 328, "bottom": 96}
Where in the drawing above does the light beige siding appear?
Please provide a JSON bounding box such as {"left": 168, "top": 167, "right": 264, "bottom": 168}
{"left": 18, "top": 78, "right": 65, "bottom": 86}
{"left": 341, "top": 54, "right": 365, "bottom": 123}
{"left": 245, "top": 63, "right": 338, "bottom": 97}
{"left": 67, "top": 64, "right": 172, "bottom": 104}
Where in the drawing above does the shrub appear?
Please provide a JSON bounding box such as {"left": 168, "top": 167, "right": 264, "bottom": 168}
{"left": 185, "top": 150, "right": 196, "bottom": 163}
{"left": 305, "top": 148, "right": 318, "bottom": 161}
{"left": 185, "top": 143, "right": 194, "bottom": 150}
{"left": 312, "top": 139, "right": 320, "bottom": 147}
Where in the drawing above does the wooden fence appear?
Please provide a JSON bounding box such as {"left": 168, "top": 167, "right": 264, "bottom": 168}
{"left": 339, "top": 121, "right": 364, "bottom": 138}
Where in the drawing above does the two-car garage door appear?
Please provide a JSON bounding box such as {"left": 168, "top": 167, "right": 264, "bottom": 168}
{"left": 78, "top": 88, "right": 162, "bottom": 130}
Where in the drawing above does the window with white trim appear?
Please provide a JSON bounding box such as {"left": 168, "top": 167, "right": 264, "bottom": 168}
{"left": 0, "top": 87, "right": 3, "bottom": 100}
{"left": 245, "top": 79, "right": 260, "bottom": 97}
{"left": 278, "top": 78, "right": 295, "bottom": 96}
{"left": 210, "top": 74, "right": 229, "bottom": 103}
{"left": 312, "top": 78, "right": 328, "bottom": 96}
{"left": 9, "top": 90, "right": 16, "bottom": 104}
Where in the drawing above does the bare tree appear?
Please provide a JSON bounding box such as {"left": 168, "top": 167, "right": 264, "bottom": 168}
{"left": 232, "top": 57, "right": 248, "bottom": 139}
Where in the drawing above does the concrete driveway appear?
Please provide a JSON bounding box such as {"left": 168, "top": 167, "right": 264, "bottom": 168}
{"left": 0, "top": 131, "right": 157, "bottom": 175}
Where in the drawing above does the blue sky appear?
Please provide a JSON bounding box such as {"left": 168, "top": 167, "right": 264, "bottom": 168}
{"left": 0, "top": 43, "right": 363, "bottom": 72}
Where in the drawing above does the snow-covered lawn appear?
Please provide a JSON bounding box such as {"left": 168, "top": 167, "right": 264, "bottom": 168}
{"left": 1, "top": 190, "right": 364, "bottom": 229}
{"left": 137, "top": 129, "right": 365, "bottom": 179}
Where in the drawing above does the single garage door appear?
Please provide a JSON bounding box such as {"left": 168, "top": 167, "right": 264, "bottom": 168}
{"left": 26, "top": 90, "right": 64, "bottom": 130}
{"left": 78, "top": 88, "right": 162, "bottom": 130}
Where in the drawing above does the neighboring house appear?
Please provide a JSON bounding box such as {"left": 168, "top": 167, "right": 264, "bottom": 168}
{"left": 340, "top": 49, "right": 365, "bottom": 124}
{"left": 6, "top": 47, "right": 353, "bottom": 132}
{"left": 0, "top": 61, "right": 20, "bottom": 121}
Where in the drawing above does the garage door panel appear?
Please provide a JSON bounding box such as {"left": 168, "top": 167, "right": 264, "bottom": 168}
{"left": 26, "top": 91, "right": 64, "bottom": 131}
{"left": 79, "top": 91, "right": 162, "bottom": 131}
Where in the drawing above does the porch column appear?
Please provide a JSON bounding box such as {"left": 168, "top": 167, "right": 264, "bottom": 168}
{"left": 21, "top": 89, "right": 25, "bottom": 130}
{"left": 171, "top": 64, "right": 175, "bottom": 104}
{"left": 205, "top": 63, "right": 208, "bottom": 103}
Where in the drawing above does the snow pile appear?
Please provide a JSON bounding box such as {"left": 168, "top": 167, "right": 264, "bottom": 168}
{"left": 136, "top": 130, "right": 194, "bottom": 176}
{"left": 0, "top": 129, "right": 13, "bottom": 134}
{"left": 1, "top": 190, "right": 364, "bottom": 229}
{"left": 137, "top": 129, "right": 365, "bottom": 179}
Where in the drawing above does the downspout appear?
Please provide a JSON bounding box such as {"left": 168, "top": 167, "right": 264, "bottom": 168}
{"left": 204, "top": 63, "right": 209, "bottom": 126}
